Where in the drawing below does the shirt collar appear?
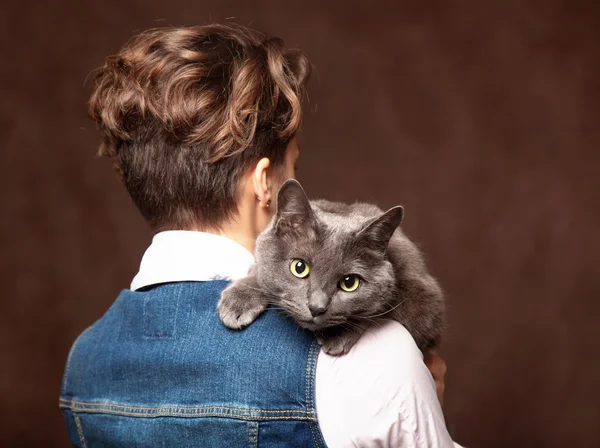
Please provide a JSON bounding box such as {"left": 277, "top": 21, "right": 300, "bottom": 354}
{"left": 130, "top": 230, "right": 255, "bottom": 291}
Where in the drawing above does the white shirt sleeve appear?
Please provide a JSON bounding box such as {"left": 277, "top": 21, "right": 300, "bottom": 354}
{"left": 315, "top": 319, "right": 461, "bottom": 448}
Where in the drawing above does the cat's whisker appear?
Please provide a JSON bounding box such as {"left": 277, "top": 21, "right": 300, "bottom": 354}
{"left": 267, "top": 304, "right": 288, "bottom": 313}
{"left": 349, "top": 318, "right": 375, "bottom": 329}
{"left": 343, "top": 321, "right": 366, "bottom": 333}
{"left": 356, "top": 298, "right": 407, "bottom": 320}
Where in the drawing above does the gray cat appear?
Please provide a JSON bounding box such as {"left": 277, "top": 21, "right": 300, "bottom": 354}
{"left": 218, "top": 179, "right": 444, "bottom": 355}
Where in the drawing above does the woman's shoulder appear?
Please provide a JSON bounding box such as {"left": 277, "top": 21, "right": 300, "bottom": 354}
{"left": 353, "top": 319, "right": 422, "bottom": 359}
{"left": 315, "top": 320, "right": 455, "bottom": 447}
{"left": 317, "top": 320, "right": 426, "bottom": 397}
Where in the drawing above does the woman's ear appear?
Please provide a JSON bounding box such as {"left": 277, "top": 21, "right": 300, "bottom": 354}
{"left": 252, "top": 157, "right": 272, "bottom": 208}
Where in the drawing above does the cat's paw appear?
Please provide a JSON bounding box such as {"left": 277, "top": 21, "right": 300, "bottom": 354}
{"left": 316, "top": 328, "right": 363, "bottom": 356}
{"left": 318, "top": 338, "right": 353, "bottom": 356}
{"left": 217, "top": 288, "right": 265, "bottom": 330}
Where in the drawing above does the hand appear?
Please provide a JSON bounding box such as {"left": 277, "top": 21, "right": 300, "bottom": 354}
{"left": 424, "top": 349, "right": 447, "bottom": 407}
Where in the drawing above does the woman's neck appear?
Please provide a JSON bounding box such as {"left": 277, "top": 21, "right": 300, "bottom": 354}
{"left": 216, "top": 227, "right": 256, "bottom": 254}
{"left": 188, "top": 215, "right": 259, "bottom": 255}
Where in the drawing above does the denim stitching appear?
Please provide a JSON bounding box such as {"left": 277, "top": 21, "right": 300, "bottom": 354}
{"left": 304, "top": 339, "right": 310, "bottom": 412}
{"left": 305, "top": 339, "right": 321, "bottom": 446}
{"left": 61, "top": 406, "right": 317, "bottom": 421}
{"left": 248, "top": 422, "right": 258, "bottom": 448}
{"left": 307, "top": 341, "right": 327, "bottom": 448}
{"left": 59, "top": 400, "right": 317, "bottom": 421}
{"left": 73, "top": 413, "right": 88, "bottom": 448}
{"left": 59, "top": 399, "right": 314, "bottom": 415}
{"left": 308, "top": 341, "right": 321, "bottom": 447}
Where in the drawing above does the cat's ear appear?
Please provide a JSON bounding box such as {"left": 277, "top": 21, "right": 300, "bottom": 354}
{"left": 275, "top": 179, "right": 317, "bottom": 236}
{"left": 357, "top": 206, "right": 404, "bottom": 253}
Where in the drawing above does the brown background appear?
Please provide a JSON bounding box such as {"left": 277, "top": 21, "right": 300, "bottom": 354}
{"left": 1, "top": 1, "right": 599, "bottom": 447}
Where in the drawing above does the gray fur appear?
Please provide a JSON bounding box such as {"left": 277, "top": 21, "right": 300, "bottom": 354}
{"left": 218, "top": 179, "right": 445, "bottom": 355}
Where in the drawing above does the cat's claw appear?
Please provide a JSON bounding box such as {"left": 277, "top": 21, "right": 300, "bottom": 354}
{"left": 218, "top": 288, "right": 265, "bottom": 330}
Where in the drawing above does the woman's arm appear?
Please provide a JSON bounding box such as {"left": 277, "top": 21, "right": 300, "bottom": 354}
{"left": 315, "top": 320, "right": 456, "bottom": 447}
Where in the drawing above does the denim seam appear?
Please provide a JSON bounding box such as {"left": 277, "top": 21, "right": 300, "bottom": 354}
{"left": 73, "top": 413, "right": 88, "bottom": 448}
{"left": 60, "top": 399, "right": 317, "bottom": 421}
{"left": 248, "top": 421, "right": 258, "bottom": 448}
{"left": 307, "top": 341, "right": 327, "bottom": 448}
{"left": 306, "top": 342, "right": 317, "bottom": 447}
{"left": 59, "top": 399, "right": 315, "bottom": 415}
{"left": 62, "top": 407, "right": 316, "bottom": 421}
{"left": 304, "top": 339, "right": 310, "bottom": 412}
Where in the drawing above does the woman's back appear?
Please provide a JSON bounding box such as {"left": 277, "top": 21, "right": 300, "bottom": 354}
{"left": 60, "top": 280, "right": 326, "bottom": 447}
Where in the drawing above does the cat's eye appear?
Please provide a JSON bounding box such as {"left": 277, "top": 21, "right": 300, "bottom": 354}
{"left": 290, "top": 259, "right": 310, "bottom": 278}
{"left": 339, "top": 275, "right": 361, "bottom": 292}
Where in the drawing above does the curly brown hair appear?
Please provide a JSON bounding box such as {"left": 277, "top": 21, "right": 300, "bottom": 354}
{"left": 88, "top": 24, "right": 311, "bottom": 230}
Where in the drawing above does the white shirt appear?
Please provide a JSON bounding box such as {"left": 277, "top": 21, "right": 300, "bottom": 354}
{"left": 131, "top": 231, "right": 463, "bottom": 448}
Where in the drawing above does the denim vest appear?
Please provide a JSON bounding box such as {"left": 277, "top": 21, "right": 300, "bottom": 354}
{"left": 60, "top": 280, "right": 328, "bottom": 447}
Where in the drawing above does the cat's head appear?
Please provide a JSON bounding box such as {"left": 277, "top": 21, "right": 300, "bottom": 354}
{"left": 255, "top": 179, "right": 404, "bottom": 331}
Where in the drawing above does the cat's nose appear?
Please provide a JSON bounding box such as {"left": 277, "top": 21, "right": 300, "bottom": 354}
{"left": 309, "top": 304, "right": 327, "bottom": 317}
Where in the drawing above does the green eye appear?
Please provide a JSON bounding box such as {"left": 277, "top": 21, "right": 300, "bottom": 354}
{"left": 339, "top": 275, "right": 361, "bottom": 292}
{"left": 290, "top": 259, "right": 310, "bottom": 278}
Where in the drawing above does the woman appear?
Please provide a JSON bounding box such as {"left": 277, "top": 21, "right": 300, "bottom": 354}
{"left": 60, "top": 23, "right": 461, "bottom": 447}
